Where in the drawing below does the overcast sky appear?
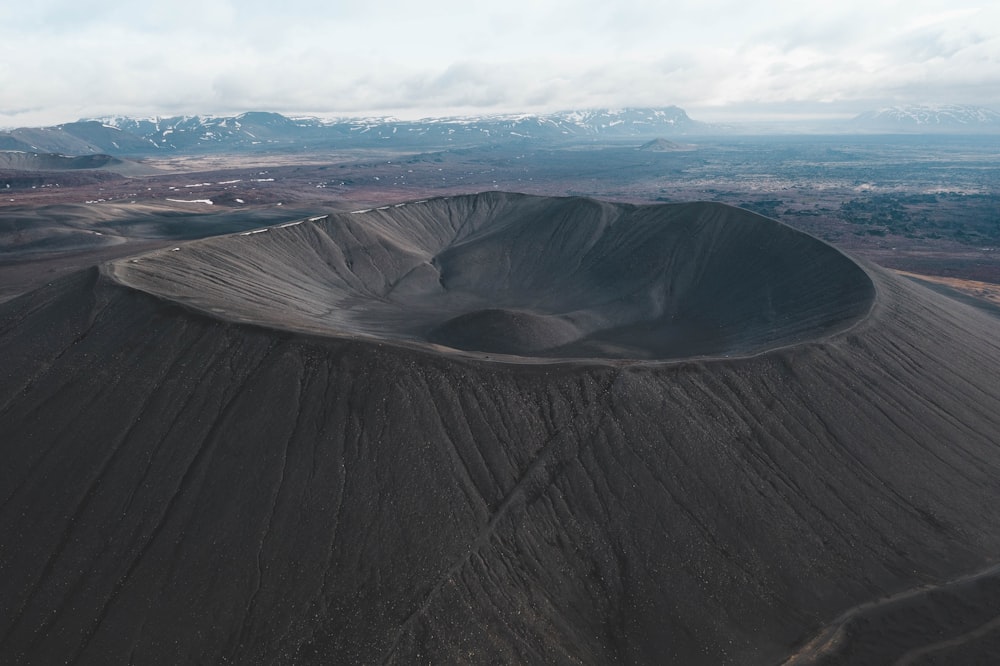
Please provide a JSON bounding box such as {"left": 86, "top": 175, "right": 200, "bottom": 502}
{"left": 2, "top": 0, "right": 998, "bottom": 127}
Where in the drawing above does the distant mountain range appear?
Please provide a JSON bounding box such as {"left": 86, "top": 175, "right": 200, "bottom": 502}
{"left": 0, "top": 108, "right": 706, "bottom": 156}
{"left": 2, "top": 104, "right": 998, "bottom": 157}
{"left": 848, "top": 104, "right": 1000, "bottom": 133}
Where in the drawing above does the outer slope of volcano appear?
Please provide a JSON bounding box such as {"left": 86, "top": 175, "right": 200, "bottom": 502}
{"left": 2, "top": 193, "right": 1000, "bottom": 665}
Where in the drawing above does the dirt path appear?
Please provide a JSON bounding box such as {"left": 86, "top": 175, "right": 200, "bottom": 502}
{"left": 783, "top": 561, "right": 1000, "bottom": 665}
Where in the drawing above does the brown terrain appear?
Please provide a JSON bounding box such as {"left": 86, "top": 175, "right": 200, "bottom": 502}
{"left": 3, "top": 138, "right": 997, "bottom": 298}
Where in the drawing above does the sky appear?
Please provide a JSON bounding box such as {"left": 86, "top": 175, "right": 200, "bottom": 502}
{"left": 2, "top": 0, "right": 999, "bottom": 127}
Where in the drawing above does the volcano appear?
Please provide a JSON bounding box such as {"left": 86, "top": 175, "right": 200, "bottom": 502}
{"left": 2, "top": 192, "right": 1000, "bottom": 665}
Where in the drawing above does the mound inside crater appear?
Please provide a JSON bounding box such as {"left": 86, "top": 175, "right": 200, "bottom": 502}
{"left": 111, "top": 192, "right": 875, "bottom": 360}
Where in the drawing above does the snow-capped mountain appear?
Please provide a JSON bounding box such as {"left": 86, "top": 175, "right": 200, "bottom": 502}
{"left": 101, "top": 112, "right": 313, "bottom": 150}
{"left": 0, "top": 121, "right": 159, "bottom": 155}
{"left": 850, "top": 105, "right": 1000, "bottom": 133}
{"left": 0, "top": 107, "right": 708, "bottom": 156}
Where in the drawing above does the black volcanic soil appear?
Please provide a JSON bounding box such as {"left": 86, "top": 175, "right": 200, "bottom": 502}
{"left": 2, "top": 193, "right": 1000, "bottom": 665}
{"left": 113, "top": 194, "right": 874, "bottom": 360}
{"left": 0, "top": 203, "right": 317, "bottom": 303}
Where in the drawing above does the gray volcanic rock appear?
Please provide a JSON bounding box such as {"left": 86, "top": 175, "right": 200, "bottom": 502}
{"left": 2, "top": 193, "right": 1000, "bottom": 665}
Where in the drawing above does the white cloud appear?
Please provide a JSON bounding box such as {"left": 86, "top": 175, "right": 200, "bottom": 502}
{"left": 2, "top": 0, "right": 999, "bottom": 127}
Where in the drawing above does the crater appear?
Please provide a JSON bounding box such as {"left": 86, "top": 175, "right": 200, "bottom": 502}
{"left": 111, "top": 192, "right": 875, "bottom": 361}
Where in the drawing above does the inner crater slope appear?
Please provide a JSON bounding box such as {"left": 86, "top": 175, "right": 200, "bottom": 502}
{"left": 111, "top": 192, "right": 875, "bottom": 360}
